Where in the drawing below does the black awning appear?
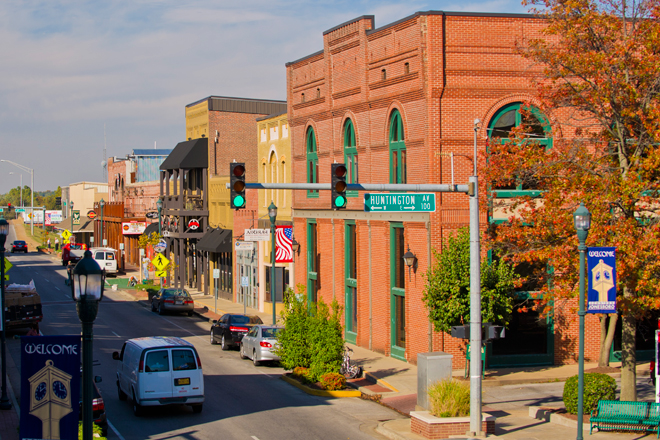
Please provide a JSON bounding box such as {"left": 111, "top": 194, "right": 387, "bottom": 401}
{"left": 198, "top": 228, "right": 232, "bottom": 253}
{"left": 160, "top": 138, "right": 208, "bottom": 171}
{"left": 142, "top": 222, "right": 159, "bottom": 237}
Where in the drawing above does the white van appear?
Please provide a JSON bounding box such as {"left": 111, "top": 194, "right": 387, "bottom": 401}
{"left": 113, "top": 336, "right": 204, "bottom": 416}
{"left": 90, "top": 247, "right": 118, "bottom": 275}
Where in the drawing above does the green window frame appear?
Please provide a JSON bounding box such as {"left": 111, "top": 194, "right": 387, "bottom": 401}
{"left": 389, "top": 110, "right": 406, "bottom": 184}
{"left": 487, "top": 102, "right": 551, "bottom": 198}
{"left": 344, "top": 119, "right": 358, "bottom": 198}
{"left": 307, "top": 219, "right": 318, "bottom": 304}
{"left": 306, "top": 127, "right": 319, "bottom": 198}
{"left": 390, "top": 223, "right": 406, "bottom": 360}
{"left": 345, "top": 220, "right": 357, "bottom": 344}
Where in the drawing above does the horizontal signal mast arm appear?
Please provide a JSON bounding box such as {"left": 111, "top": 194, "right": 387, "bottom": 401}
{"left": 228, "top": 183, "right": 470, "bottom": 193}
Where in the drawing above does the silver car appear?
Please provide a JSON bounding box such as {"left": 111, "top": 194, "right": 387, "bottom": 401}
{"left": 151, "top": 288, "right": 194, "bottom": 316}
{"left": 240, "top": 325, "right": 283, "bottom": 366}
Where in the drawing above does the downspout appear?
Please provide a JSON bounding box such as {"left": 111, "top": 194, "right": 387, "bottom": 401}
{"left": 332, "top": 218, "right": 336, "bottom": 301}
{"left": 427, "top": 220, "right": 432, "bottom": 352}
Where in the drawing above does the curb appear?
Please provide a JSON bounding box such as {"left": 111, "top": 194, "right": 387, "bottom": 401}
{"left": 364, "top": 371, "right": 400, "bottom": 392}
{"left": 529, "top": 406, "right": 589, "bottom": 432}
{"left": 280, "top": 375, "right": 362, "bottom": 398}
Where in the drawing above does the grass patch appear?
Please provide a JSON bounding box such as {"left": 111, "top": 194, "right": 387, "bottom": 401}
{"left": 428, "top": 378, "right": 470, "bottom": 417}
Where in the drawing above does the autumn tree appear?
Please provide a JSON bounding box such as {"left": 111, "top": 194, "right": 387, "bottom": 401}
{"left": 482, "top": 0, "right": 660, "bottom": 401}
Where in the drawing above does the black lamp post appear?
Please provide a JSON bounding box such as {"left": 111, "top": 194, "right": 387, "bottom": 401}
{"left": 0, "top": 219, "right": 11, "bottom": 410}
{"left": 157, "top": 199, "right": 163, "bottom": 235}
{"left": 99, "top": 199, "right": 105, "bottom": 247}
{"left": 71, "top": 251, "right": 104, "bottom": 440}
{"left": 573, "top": 202, "right": 591, "bottom": 440}
{"left": 402, "top": 246, "right": 416, "bottom": 281}
{"left": 269, "top": 202, "right": 278, "bottom": 326}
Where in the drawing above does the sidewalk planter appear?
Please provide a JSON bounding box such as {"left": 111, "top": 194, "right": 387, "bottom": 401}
{"left": 410, "top": 411, "right": 495, "bottom": 439}
{"left": 281, "top": 375, "right": 362, "bottom": 398}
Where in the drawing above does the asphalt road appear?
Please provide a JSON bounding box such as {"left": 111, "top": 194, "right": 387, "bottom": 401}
{"left": 3, "top": 224, "right": 405, "bottom": 440}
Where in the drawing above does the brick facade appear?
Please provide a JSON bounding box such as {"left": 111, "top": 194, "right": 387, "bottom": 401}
{"left": 287, "top": 12, "right": 600, "bottom": 367}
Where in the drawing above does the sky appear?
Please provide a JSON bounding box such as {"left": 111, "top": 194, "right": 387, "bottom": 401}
{"left": 0, "top": 0, "right": 529, "bottom": 195}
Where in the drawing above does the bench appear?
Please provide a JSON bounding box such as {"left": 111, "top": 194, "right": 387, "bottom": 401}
{"left": 590, "top": 400, "right": 660, "bottom": 437}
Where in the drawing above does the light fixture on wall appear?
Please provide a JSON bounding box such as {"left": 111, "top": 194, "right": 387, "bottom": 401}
{"left": 403, "top": 246, "right": 416, "bottom": 281}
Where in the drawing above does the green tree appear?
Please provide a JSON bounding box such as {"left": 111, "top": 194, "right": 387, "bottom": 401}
{"left": 482, "top": 0, "right": 660, "bottom": 400}
{"left": 423, "top": 228, "right": 517, "bottom": 334}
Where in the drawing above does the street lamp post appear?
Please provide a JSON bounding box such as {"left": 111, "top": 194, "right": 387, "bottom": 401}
{"left": 1, "top": 160, "right": 34, "bottom": 236}
{"left": 0, "top": 219, "right": 12, "bottom": 410}
{"left": 269, "top": 202, "right": 278, "bottom": 326}
{"left": 71, "top": 251, "right": 104, "bottom": 440}
{"left": 99, "top": 199, "right": 105, "bottom": 247}
{"left": 573, "top": 202, "right": 591, "bottom": 440}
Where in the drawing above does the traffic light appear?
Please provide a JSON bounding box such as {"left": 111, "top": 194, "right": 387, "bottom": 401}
{"left": 331, "top": 163, "right": 347, "bottom": 209}
{"left": 7, "top": 202, "right": 11, "bottom": 212}
{"left": 230, "top": 162, "right": 246, "bottom": 209}
{"left": 55, "top": 197, "right": 62, "bottom": 206}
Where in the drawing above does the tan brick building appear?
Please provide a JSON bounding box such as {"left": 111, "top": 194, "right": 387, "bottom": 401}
{"left": 286, "top": 12, "right": 612, "bottom": 368}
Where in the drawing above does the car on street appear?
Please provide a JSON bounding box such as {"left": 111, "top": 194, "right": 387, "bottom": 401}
{"left": 151, "top": 288, "right": 194, "bottom": 316}
{"left": 210, "top": 314, "right": 264, "bottom": 350}
{"left": 240, "top": 325, "right": 283, "bottom": 366}
{"left": 79, "top": 373, "right": 107, "bottom": 437}
{"left": 11, "top": 240, "right": 27, "bottom": 253}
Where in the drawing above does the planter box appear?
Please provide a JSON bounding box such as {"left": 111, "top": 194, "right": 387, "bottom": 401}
{"left": 411, "top": 411, "right": 496, "bottom": 439}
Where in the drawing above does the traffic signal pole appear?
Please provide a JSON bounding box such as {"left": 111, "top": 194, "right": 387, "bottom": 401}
{"left": 240, "top": 182, "right": 470, "bottom": 193}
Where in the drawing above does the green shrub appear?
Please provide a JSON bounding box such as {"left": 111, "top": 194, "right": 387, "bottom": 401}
{"left": 292, "top": 367, "right": 312, "bottom": 383}
{"left": 274, "top": 285, "right": 312, "bottom": 370}
{"left": 320, "top": 372, "right": 347, "bottom": 391}
{"left": 307, "top": 299, "right": 344, "bottom": 382}
{"left": 428, "top": 379, "right": 470, "bottom": 417}
{"left": 78, "top": 422, "right": 106, "bottom": 439}
{"left": 563, "top": 373, "right": 616, "bottom": 415}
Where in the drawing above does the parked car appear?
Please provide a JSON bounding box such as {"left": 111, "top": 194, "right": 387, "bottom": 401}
{"left": 79, "top": 373, "right": 107, "bottom": 436}
{"left": 113, "top": 336, "right": 204, "bottom": 416}
{"left": 11, "top": 240, "right": 27, "bottom": 253}
{"left": 240, "top": 325, "right": 283, "bottom": 366}
{"left": 90, "top": 247, "right": 118, "bottom": 275}
{"left": 210, "top": 314, "right": 264, "bottom": 350}
{"left": 151, "top": 289, "right": 194, "bottom": 316}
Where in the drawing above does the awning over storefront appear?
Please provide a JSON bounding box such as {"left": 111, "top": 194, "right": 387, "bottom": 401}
{"left": 142, "top": 222, "right": 159, "bottom": 237}
{"left": 56, "top": 217, "right": 94, "bottom": 233}
{"left": 197, "top": 228, "right": 232, "bottom": 253}
{"left": 159, "top": 138, "right": 208, "bottom": 170}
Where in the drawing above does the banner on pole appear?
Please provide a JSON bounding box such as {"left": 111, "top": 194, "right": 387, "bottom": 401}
{"left": 275, "top": 226, "right": 293, "bottom": 263}
{"left": 587, "top": 247, "right": 617, "bottom": 314}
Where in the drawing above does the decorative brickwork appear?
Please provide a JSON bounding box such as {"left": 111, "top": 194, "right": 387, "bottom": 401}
{"left": 410, "top": 411, "right": 496, "bottom": 439}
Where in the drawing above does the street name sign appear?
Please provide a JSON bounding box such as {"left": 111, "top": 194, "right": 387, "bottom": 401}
{"left": 151, "top": 254, "right": 170, "bottom": 271}
{"left": 364, "top": 193, "right": 436, "bottom": 212}
{"left": 244, "top": 229, "right": 270, "bottom": 241}
{"left": 16, "top": 208, "right": 25, "bottom": 213}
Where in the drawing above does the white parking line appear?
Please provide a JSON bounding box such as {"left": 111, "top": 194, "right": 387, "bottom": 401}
{"left": 112, "top": 331, "right": 120, "bottom": 337}
{"left": 54, "top": 286, "right": 60, "bottom": 290}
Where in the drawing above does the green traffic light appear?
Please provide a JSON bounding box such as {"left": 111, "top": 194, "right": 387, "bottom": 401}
{"left": 233, "top": 195, "right": 245, "bottom": 208}
{"left": 334, "top": 196, "right": 346, "bottom": 208}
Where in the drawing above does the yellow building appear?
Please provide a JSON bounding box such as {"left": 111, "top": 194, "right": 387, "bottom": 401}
{"left": 253, "top": 112, "right": 294, "bottom": 315}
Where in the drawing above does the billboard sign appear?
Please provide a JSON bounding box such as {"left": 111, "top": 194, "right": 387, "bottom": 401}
{"left": 122, "top": 221, "right": 147, "bottom": 235}
{"left": 587, "top": 247, "right": 617, "bottom": 314}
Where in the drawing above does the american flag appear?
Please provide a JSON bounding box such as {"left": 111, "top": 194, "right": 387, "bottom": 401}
{"left": 275, "top": 226, "right": 293, "bottom": 263}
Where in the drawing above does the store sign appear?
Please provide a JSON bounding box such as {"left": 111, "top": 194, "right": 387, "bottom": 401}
{"left": 244, "top": 229, "right": 270, "bottom": 241}
{"left": 235, "top": 241, "right": 254, "bottom": 251}
{"left": 145, "top": 211, "right": 158, "bottom": 219}
{"left": 87, "top": 211, "right": 97, "bottom": 220}
{"left": 122, "top": 221, "right": 147, "bottom": 235}
{"left": 587, "top": 247, "right": 617, "bottom": 314}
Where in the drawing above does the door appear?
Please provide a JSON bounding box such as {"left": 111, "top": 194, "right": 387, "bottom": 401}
{"left": 140, "top": 350, "right": 173, "bottom": 400}
{"left": 345, "top": 221, "right": 357, "bottom": 344}
{"left": 390, "top": 224, "right": 406, "bottom": 360}
{"left": 171, "top": 349, "right": 201, "bottom": 397}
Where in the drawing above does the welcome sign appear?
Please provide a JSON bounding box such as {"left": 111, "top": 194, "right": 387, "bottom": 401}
{"left": 20, "top": 335, "right": 81, "bottom": 440}
{"left": 587, "top": 247, "right": 617, "bottom": 314}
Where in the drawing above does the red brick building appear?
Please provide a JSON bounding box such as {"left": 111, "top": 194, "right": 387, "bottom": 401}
{"left": 286, "top": 12, "right": 613, "bottom": 368}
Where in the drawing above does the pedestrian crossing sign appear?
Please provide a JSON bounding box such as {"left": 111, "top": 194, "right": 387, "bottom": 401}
{"left": 151, "top": 254, "right": 170, "bottom": 271}
{"left": 61, "top": 230, "right": 72, "bottom": 241}
{"left": 4, "top": 258, "right": 12, "bottom": 272}
{"left": 155, "top": 270, "right": 167, "bottom": 277}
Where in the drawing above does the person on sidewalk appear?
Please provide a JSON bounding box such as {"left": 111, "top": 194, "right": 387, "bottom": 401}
{"left": 47, "top": 238, "right": 51, "bottom": 249}
{"left": 55, "top": 238, "right": 59, "bottom": 251}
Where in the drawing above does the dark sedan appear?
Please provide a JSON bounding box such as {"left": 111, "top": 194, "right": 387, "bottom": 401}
{"left": 11, "top": 240, "right": 27, "bottom": 253}
{"left": 210, "top": 314, "right": 264, "bottom": 350}
{"left": 151, "top": 288, "right": 194, "bottom": 316}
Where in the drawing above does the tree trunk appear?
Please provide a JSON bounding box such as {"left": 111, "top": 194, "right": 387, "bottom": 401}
{"left": 620, "top": 286, "right": 637, "bottom": 401}
{"left": 598, "top": 314, "right": 618, "bottom": 367}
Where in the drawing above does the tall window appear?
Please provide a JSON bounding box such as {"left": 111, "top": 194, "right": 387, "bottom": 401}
{"left": 269, "top": 151, "right": 278, "bottom": 205}
{"left": 345, "top": 221, "right": 358, "bottom": 343}
{"left": 390, "top": 223, "right": 406, "bottom": 359}
{"left": 344, "top": 119, "right": 358, "bottom": 197}
{"left": 307, "top": 127, "right": 319, "bottom": 197}
{"left": 389, "top": 110, "right": 406, "bottom": 184}
{"left": 488, "top": 102, "right": 552, "bottom": 193}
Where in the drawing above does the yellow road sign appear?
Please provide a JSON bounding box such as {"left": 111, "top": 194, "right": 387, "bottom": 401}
{"left": 61, "top": 230, "right": 72, "bottom": 240}
{"left": 155, "top": 270, "right": 167, "bottom": 277}
{"left": 3, "top": 275, "right": 7, "bottom": 281}
{"left": 4, "top": 258, "right": 12, "bottom": 272}
{"left": 151, "top": 254, "right": 170, "bottom": 271}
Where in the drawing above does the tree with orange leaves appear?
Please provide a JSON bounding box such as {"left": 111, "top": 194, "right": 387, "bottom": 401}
{"left": 482, "top": 0, "right": 660, "bottom": 401}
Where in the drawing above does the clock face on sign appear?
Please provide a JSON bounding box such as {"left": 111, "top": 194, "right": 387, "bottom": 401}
{"left": 35, "top": 382, "right": 47, "bottom": 401}
{"left": 53, "top": 380, "right": 68, "bottom": 399}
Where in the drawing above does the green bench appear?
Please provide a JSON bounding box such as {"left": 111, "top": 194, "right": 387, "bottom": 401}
{"left": 590, "top": 400, "right": 660, "bottom": 437}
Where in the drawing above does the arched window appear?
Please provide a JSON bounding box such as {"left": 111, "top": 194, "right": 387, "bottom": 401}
{"left": 269, "top": 151, "right": 278, "bottom": 205}
{"left": 389, "top": 110, "right": 406, "bottom": 184}
{"left": 344, "top": 119, "right": 358, "bottom": 197}
{"left": 306, "top": 127, "right": 319, "bottom": 197}
{"left": 488, "top": 102, "right": 552, "bottom": 193}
